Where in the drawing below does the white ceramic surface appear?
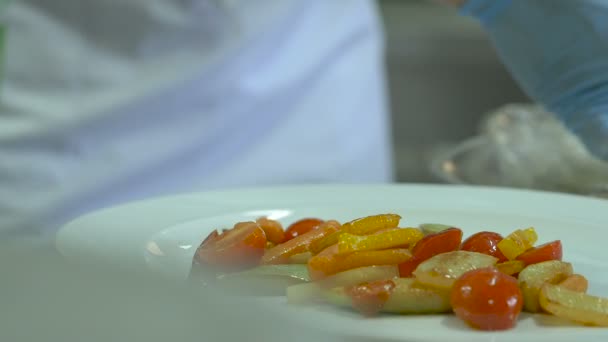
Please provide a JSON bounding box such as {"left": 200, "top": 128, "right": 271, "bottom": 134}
{"left": 56, "top": 184, "right": 608, "bottom": 341}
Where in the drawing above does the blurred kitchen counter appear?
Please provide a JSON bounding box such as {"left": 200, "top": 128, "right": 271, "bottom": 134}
{"left": 378, "top": 0, "right": 529, "bottom": 182}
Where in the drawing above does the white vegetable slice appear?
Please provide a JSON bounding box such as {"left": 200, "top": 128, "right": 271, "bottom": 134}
{"left": 323, "top": 278, "right": 451, "bottom": 314}
{"left": 413, "top": 251, "right": 498, "bottom": 289}
{"left": 318, "top": 265, "right": 398, "bottom": 289}
{"left": 287, "top": 282, "right": 322, "bottom": 305}
{"left": 540, "top": 283, "right": 608, "bottom": 326}
{"left": 518, "top": 260, "right": 573, "bottom": 312}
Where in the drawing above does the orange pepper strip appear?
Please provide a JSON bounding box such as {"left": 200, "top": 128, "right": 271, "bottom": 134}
{"left": 342, "top": 214, "right": 401, "bottom": 235}
{"left": 338, "top": 228, "right": 424, "bottom": 254}
{"left": 308, "top": 244, "right": 412, "bottom": 281}
{"left": 261, "top": 221, "right": 340, "bottom": 265}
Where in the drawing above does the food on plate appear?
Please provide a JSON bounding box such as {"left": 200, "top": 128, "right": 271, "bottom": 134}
{"left": 418, "top": 223, "right": 451, "bottom": 236}
{"left": 460, "top": 231, "right": 508, "bottom": 262}
{"left": 324, "top": 278, "right": 451, "bottom": 315}
{"left": 190, "top": 213, "right": 608, "bottom": 331}
{"left": 398, "top": 227, "right": 463, "bottom": 277}
{"left": 495, "top": 260, "right": 526, "bottom": 276}
{"left": 540, "top": 282, "right": 608, "bottom": 326}
{"left": 496, "top": 227, "right": 538, "bottom": 260}
{"left": 412, "top": 250, "right": 498, "bottom": 289}
{"left": 518, "top": 260, "right": 573, "bottom": 312}
{"left": 451, "top": 267, "right": 523, "bottom": 330}
{"left": 283, "top": 218, "right": 325, "bottom": 242}
{"left": 215, "top": 264, "right": 309, "bottom": 295}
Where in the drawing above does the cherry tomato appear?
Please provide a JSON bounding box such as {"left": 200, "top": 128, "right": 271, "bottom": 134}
{"left": 256, "top": 217, "right": 286, "bottom": 244}
{"left": 346, "top": 279, "right": 396, "bottom": 316}
{"left": 516, "top": 240, "right": 562, "bottom": 265}
{"left": 284, "top": 218, "right": 324, "bottom": 242}
{"left": 461, "top": 231, "right": 507, "bottom": 262}
{"left": 194, "top": 222, "right": 267, "bottom": 270}
{"left": 398, "top": 227, "right": 463, "bottom": 277}
{"left": 451, "top": 267, "right": 523, "bottom": 331}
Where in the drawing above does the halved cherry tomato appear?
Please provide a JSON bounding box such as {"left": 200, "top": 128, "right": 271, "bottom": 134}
{"left": 261, "top": 222, "right": 339, "bottom": 265}
{"left": 284, "top": 218, "right": 324, "bottom": 242}
{"left": 515, "top": 240, "right": 562, "bottom": 265}
{"left": 194, "top": 222, "right": 267, "bottom": 270}
{"left": 451, "top": 267, "right": 523, "bottom": 331}
{"left": 256, "top": 217, "right": 286, "bottom": 244}
{"left": 461, "top": 231, "right": 508, "bottom": 262}
{"left": 346, "top": 279, "right": 396, "bottom": 316}
{"left": 398, "top": 227, "right": 463, "bottom": 277}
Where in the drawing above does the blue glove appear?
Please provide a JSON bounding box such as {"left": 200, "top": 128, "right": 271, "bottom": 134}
{"left": 461, "top": 0, "right": 608, "bottom": 160}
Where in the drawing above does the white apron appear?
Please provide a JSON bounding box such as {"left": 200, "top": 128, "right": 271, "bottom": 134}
{"left": 0, "top": 0, "right": 393, "bottom": 233}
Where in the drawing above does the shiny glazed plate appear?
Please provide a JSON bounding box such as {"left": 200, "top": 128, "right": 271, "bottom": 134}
{"left": 56, "top": 184, "right": 608, "bottom": 341}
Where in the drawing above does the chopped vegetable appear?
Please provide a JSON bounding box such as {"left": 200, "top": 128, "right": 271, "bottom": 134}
{"left": 342, "top": 214, "right": 401, "bottom": 235}
{"left": 256, "top": 217, "right": 286, "bottom": 244}
{"left": 318, "top": 265, "right": 399, "bottom": 289}
{"left": 288, "top": 252, "right": 312, "bottom": 264}
{"left": 518, "top": 260, "right": 573, "bottom": 312}
{"left": 214, "top": 264, "right": 309, "bottom": 295}
{"left": 558, "top": 274, "right": 588, "bottom": 293}
{"left": 308, "top": 245, "right": 412, "bottom": 281}
{"left": 497, "top": 227, "right": 538, "bottom": 260}
{"left": 261, "top": 223, "right": 340, "bottom": 265}
{"left": 287, "top": 282, "right": 322, "bottom": 305}
{"left": 461, "top": 231, "right": 507, "bottom": 262}
{"left": 413, "top": 251, "right": 498, "bottom": 289}
{"left": 194, "top": 222, "right": 267, "bottom": 270}
{"left": 309, "top": 230, "right": 343, "bottom": 255}
{"left": 190, "top": 212, "right": 608, "bottom": 333}
{"left": 284, "top": 218, "right": 325, "bottom": 242}
{"left": 451, "top": 267, "right": 523, "bottom": 330}
{"left": 540, "top": 283, "right": 608, "bottom": 326}
{"left": 398, "top": 227, "right": 463, "bottom": 277}
{"left": 324, "top": 278, "right": 451, "bottom": 315}
{"left": 495, "top": 260, "right": 526, "bottom": 276}
{"left": 345, "top": 279, "right": 397, "bottom": 316}
{"left": 516, "top": 240, "right": 562, "bottom": 265}
{"left": 338, "top": 228, "right": 423, "bottom": 254}
{"left": 418, "top": 223, "right": 452, "bottom": 236}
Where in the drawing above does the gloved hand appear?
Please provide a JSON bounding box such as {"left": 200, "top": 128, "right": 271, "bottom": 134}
{"left": 459, "top": 0, "right": 608, "bottom": 160}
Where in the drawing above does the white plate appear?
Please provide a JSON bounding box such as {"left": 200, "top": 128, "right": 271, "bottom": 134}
{"left": 56, "top": 184, "right": 608, "bottom": 341}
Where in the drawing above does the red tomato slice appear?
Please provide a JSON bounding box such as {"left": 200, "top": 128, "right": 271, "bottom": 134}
{"left": 284, "top": 218, "right": 324, "bottom": 242}
{"left": 194, "top": 222, "right": 267, "bottom": 270}
{"left": 451, "top": 267, "right": 523, "bottom": 331}
{"left": 515, "top": 240, "right": 562, "bottom": 265}
{"left": 461, "top": 231, "right": 508, "bottom": 262}
{"left": 398, "top": 227, "right": 463, "bottom": 277}
{"left": 256, "top": 217, "right": 286, "bottom": 244}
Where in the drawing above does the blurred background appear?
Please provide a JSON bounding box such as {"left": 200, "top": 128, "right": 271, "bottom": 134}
{"left": 378, "top": 0, "right": 528, "bottom": 182}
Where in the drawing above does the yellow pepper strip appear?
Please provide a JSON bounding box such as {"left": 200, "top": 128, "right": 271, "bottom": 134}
{"left": 497, "top": 227, "right": 538, "bottom": 260}
{"left": 338, "top": 228, "right": 424, "bottom": 254}
{"left": 495, "top": 260, "right": 526, "bottom": 276}
{"left": 342, "top": 214, "right": 401, "bottom": 235}
{"left": 309, "top": 230, "right": 343, "bottom": 255}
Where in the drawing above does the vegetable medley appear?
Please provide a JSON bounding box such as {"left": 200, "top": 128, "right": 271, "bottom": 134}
{"left": 191, "top": 213, "right": 608, "bottom": 331}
